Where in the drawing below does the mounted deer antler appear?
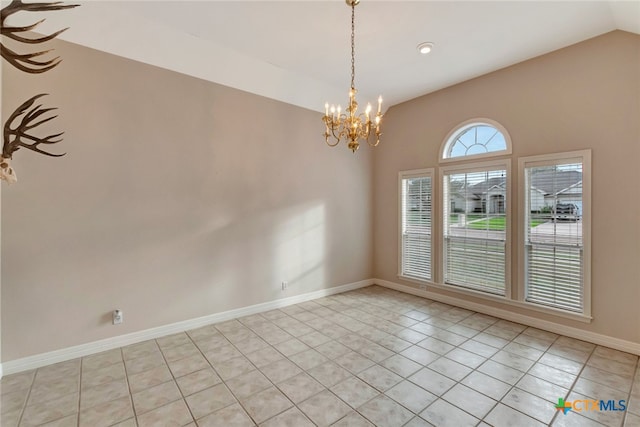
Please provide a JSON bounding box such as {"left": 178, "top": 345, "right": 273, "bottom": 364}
{"left": 1, "top": 94, "right": 66, "bottom": 183}
{"left": 1, "top": 0, "right": 79, "bottom": 73}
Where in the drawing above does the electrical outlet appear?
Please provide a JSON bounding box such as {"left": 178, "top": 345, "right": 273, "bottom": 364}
{"left": 113, "top": 309, "right": 123, "bottom": 325}
{"left": 281, "top": 281, "right": 288, "bottom": 291}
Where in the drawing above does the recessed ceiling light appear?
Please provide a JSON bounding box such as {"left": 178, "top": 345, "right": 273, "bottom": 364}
{"left": 417, "top": 42, "right": 434, "bottom": 55}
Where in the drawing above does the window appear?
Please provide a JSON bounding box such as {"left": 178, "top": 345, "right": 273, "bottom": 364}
{"left": 441, "top": 119, "right": 511, "bottom": 162}
{"left": 399, "top": 169, "right": 433, "bottom": 282}
{"left": 442, "top": 161, "right": 510, "bottom": 295}
{"left": 520, "top": 150, "right": 591, "bottom": 314}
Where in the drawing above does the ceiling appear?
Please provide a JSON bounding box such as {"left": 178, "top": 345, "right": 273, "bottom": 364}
{"left": 6, "top": 1, "right": 640, "bottom": 113}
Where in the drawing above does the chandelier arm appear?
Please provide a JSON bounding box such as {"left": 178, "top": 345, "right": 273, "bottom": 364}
{"left": 330, "top": 120, "right": 344, "bottom": 144}
{"left": 328, "top": 127, "right": 341, "bottom": 147}
{"left": 337, "top": 124, "right": 349, "bottom": 143}
{"left": 363, "top": 117, "right": 371, "bottom": 139}
{"left": 325, "top": 134, "right": 340, "bottom": 147}
{"left": 323, "top": 113, "right": 344, "bottom": 147}
{"left": 323, "top": 122, "right": 336, "bottom": 147}
{"left": 368, "top": 125, "right": 382, "bottom": 147}
{"left": 324, "top": 117, "right": 341, "bottom": 147}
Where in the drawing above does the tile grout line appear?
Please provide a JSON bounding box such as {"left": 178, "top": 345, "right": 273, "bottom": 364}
{"left": 78, "top": 356, "right": 85, "bottom": 427}
{"left": 621, "top": 357, "right": 640, "bottom": 427}
{"left": 345, "top": 295, "right": 501, "bottom": 425}
{"left": 416, "top": 304, "right": 590, "bottom": 425}
{"left": 123, "top": 336, "right": 197, "bottom": 425}
{"left": 353, "top": 289, "right": 637, "bottom": 427}
{"left": 427, "top": 319, "right": 553, "bottom": 425}
{"left": 505, "top": 329, "right": 565, "bottom": 426}
{"left": 222, "top": 317, "right": 306, "bottom": 426}
{"left": 15, "top": 368, "right": 36, "bottom": 427}
{"left": 325, "top": 291, "right": 631, "bottom": 427}
{"left": 4, "top": 286, "right": 639, "bottom": 427}
{"left": 119, "top": 346, "right": 138, "bottom": 427}
{"left": 191, "top": 319, "right": 300, "bottom": 426}
{"left": 552, "top": 342, "right": 600, "bottom": 426}
{"left": 540, "top": 332, "right": 576, "bottom": 426}
{"left": 346, "top": 299, "right": 489, "bottom": 424}
{"left": 182, "top": 329, "right": 220, "bottom": 424}
{"left": 260, "top": 305, "right": 371, "bottom": 426}
{"left": 163, "top": 330, "right": 220, "bottom": 425}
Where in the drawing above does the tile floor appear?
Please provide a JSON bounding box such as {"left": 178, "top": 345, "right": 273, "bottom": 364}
{"left": 1, "top": 285, "right": 639, "bottom": 427}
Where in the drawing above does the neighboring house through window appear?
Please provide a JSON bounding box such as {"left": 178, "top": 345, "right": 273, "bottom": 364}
{"left": 441, "top": 162, "right": 510, "bottom": 296}
{"left": 520, "top": 150, "right": 591, "bottom": 315}
{"left": 440, "top": 119, "right": 512, "bottom": 296}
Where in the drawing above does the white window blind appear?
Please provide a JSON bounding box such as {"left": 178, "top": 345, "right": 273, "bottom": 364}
{"left": 525, "top": 161, "right": 584, "bottom": 312}
{"left": 443, "top": 167, "right": 507, "bottom": 295}
{"left": 400, "top": 173, "right": 432, "bottom": 281}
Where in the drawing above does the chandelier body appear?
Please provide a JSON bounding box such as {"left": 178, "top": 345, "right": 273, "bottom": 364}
{"left": 323, "top": 0, "right": 382, "bottom": 153}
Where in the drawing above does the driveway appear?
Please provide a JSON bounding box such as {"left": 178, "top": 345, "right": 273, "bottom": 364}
{"left": 529, "top": 221, "right": 582, "bottom": 246}
{"left": 448, "top": 220, "right": 582, "bottom": 246}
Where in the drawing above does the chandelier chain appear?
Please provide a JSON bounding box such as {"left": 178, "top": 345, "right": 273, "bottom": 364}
{"left": 322, "top": 0, "right": 382, "bottom": 153}
{"left": 350, "top": 2, "right": 355, "bottom": 90}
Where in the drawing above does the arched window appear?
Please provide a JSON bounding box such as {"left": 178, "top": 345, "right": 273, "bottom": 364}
{"left": 441, "top": 119, "right": 511, "bottom": 162}
{"left": 439, "top": 118, "right": 512, "bottom": 296}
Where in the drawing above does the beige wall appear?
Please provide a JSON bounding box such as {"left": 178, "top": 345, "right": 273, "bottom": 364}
{"left": 2, "top": 30, "right": 639, "bottom": 362}
{"left": 373, "top": 31, "right": 640, "bottom": 343}
{"left": 1, "top": 40, "right": 374, "bottom": 361}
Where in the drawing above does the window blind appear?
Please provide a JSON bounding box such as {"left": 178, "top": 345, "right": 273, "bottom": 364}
{"left": 525, "top": 162, "right": 584, "bottom": 312}
{"left": 401, "top": 175, "right": 432, "bottom": 281}
{"left": 443, "top": 168, "right": 507, "bottom": 295}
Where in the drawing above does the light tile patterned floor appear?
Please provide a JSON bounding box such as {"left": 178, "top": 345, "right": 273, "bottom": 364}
{"left": 1, "top": 285, "right": 639, "bottom": 427}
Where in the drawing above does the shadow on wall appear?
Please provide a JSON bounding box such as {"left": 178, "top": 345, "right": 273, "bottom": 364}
{"left": 274, "top": 203, "right": 326, "bottom": 293}
{"left": 170, "top": 201, "right": 328, "bottom": 320}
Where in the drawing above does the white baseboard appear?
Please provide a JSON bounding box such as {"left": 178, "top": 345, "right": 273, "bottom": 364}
{"left": 4, "top": 276, "right": 638, "bottom": 377}
{"left": 374, "top": 278, "right": 640, "bottom": 356}
{"left": 1, "top": 279, "right": 373, "bottom": 376}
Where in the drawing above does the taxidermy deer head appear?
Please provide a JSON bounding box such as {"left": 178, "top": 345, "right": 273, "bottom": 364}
{"left": 2, "top": 94, "right": 65, "bottom": 184}
{"left": 1, "top": 0, "right": 78, "bottom": 183}
{"left": 1, "top": 0, "right": 79, "bottom": 73}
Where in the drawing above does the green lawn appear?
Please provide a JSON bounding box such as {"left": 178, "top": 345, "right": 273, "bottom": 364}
{"left": 467, "top": 217, "right": 545, "bottom": 230}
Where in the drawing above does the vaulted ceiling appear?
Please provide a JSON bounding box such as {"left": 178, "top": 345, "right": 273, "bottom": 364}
{"left": 7, "top": 1, "right": 640, "bottom": 112}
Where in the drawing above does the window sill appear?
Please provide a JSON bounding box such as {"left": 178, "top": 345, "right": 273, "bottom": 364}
{"left": 397, "top": 276, "right": 592, "bottom": 324}
{"left": 397, "top": 274, "right": 431, "bottom": 286}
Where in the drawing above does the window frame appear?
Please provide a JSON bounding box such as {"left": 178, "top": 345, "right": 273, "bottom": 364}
{"left": 439, "top": 159, "right": 512, "bottom": 299}
{"left": 518, "top": 150, "right": 592, "bottom": 319}
{"left": 399, "top": 120, "right": 592, "bottom": 323}
{"left": 440, "top": 118, "right": 512, "bottom": 163}
{"left": 398, "top": 168, "right": 434, "bottom": 284}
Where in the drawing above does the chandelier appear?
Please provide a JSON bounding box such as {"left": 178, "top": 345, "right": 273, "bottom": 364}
{"left": 322, "top": 0, "right": 382, "bottom": 153}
